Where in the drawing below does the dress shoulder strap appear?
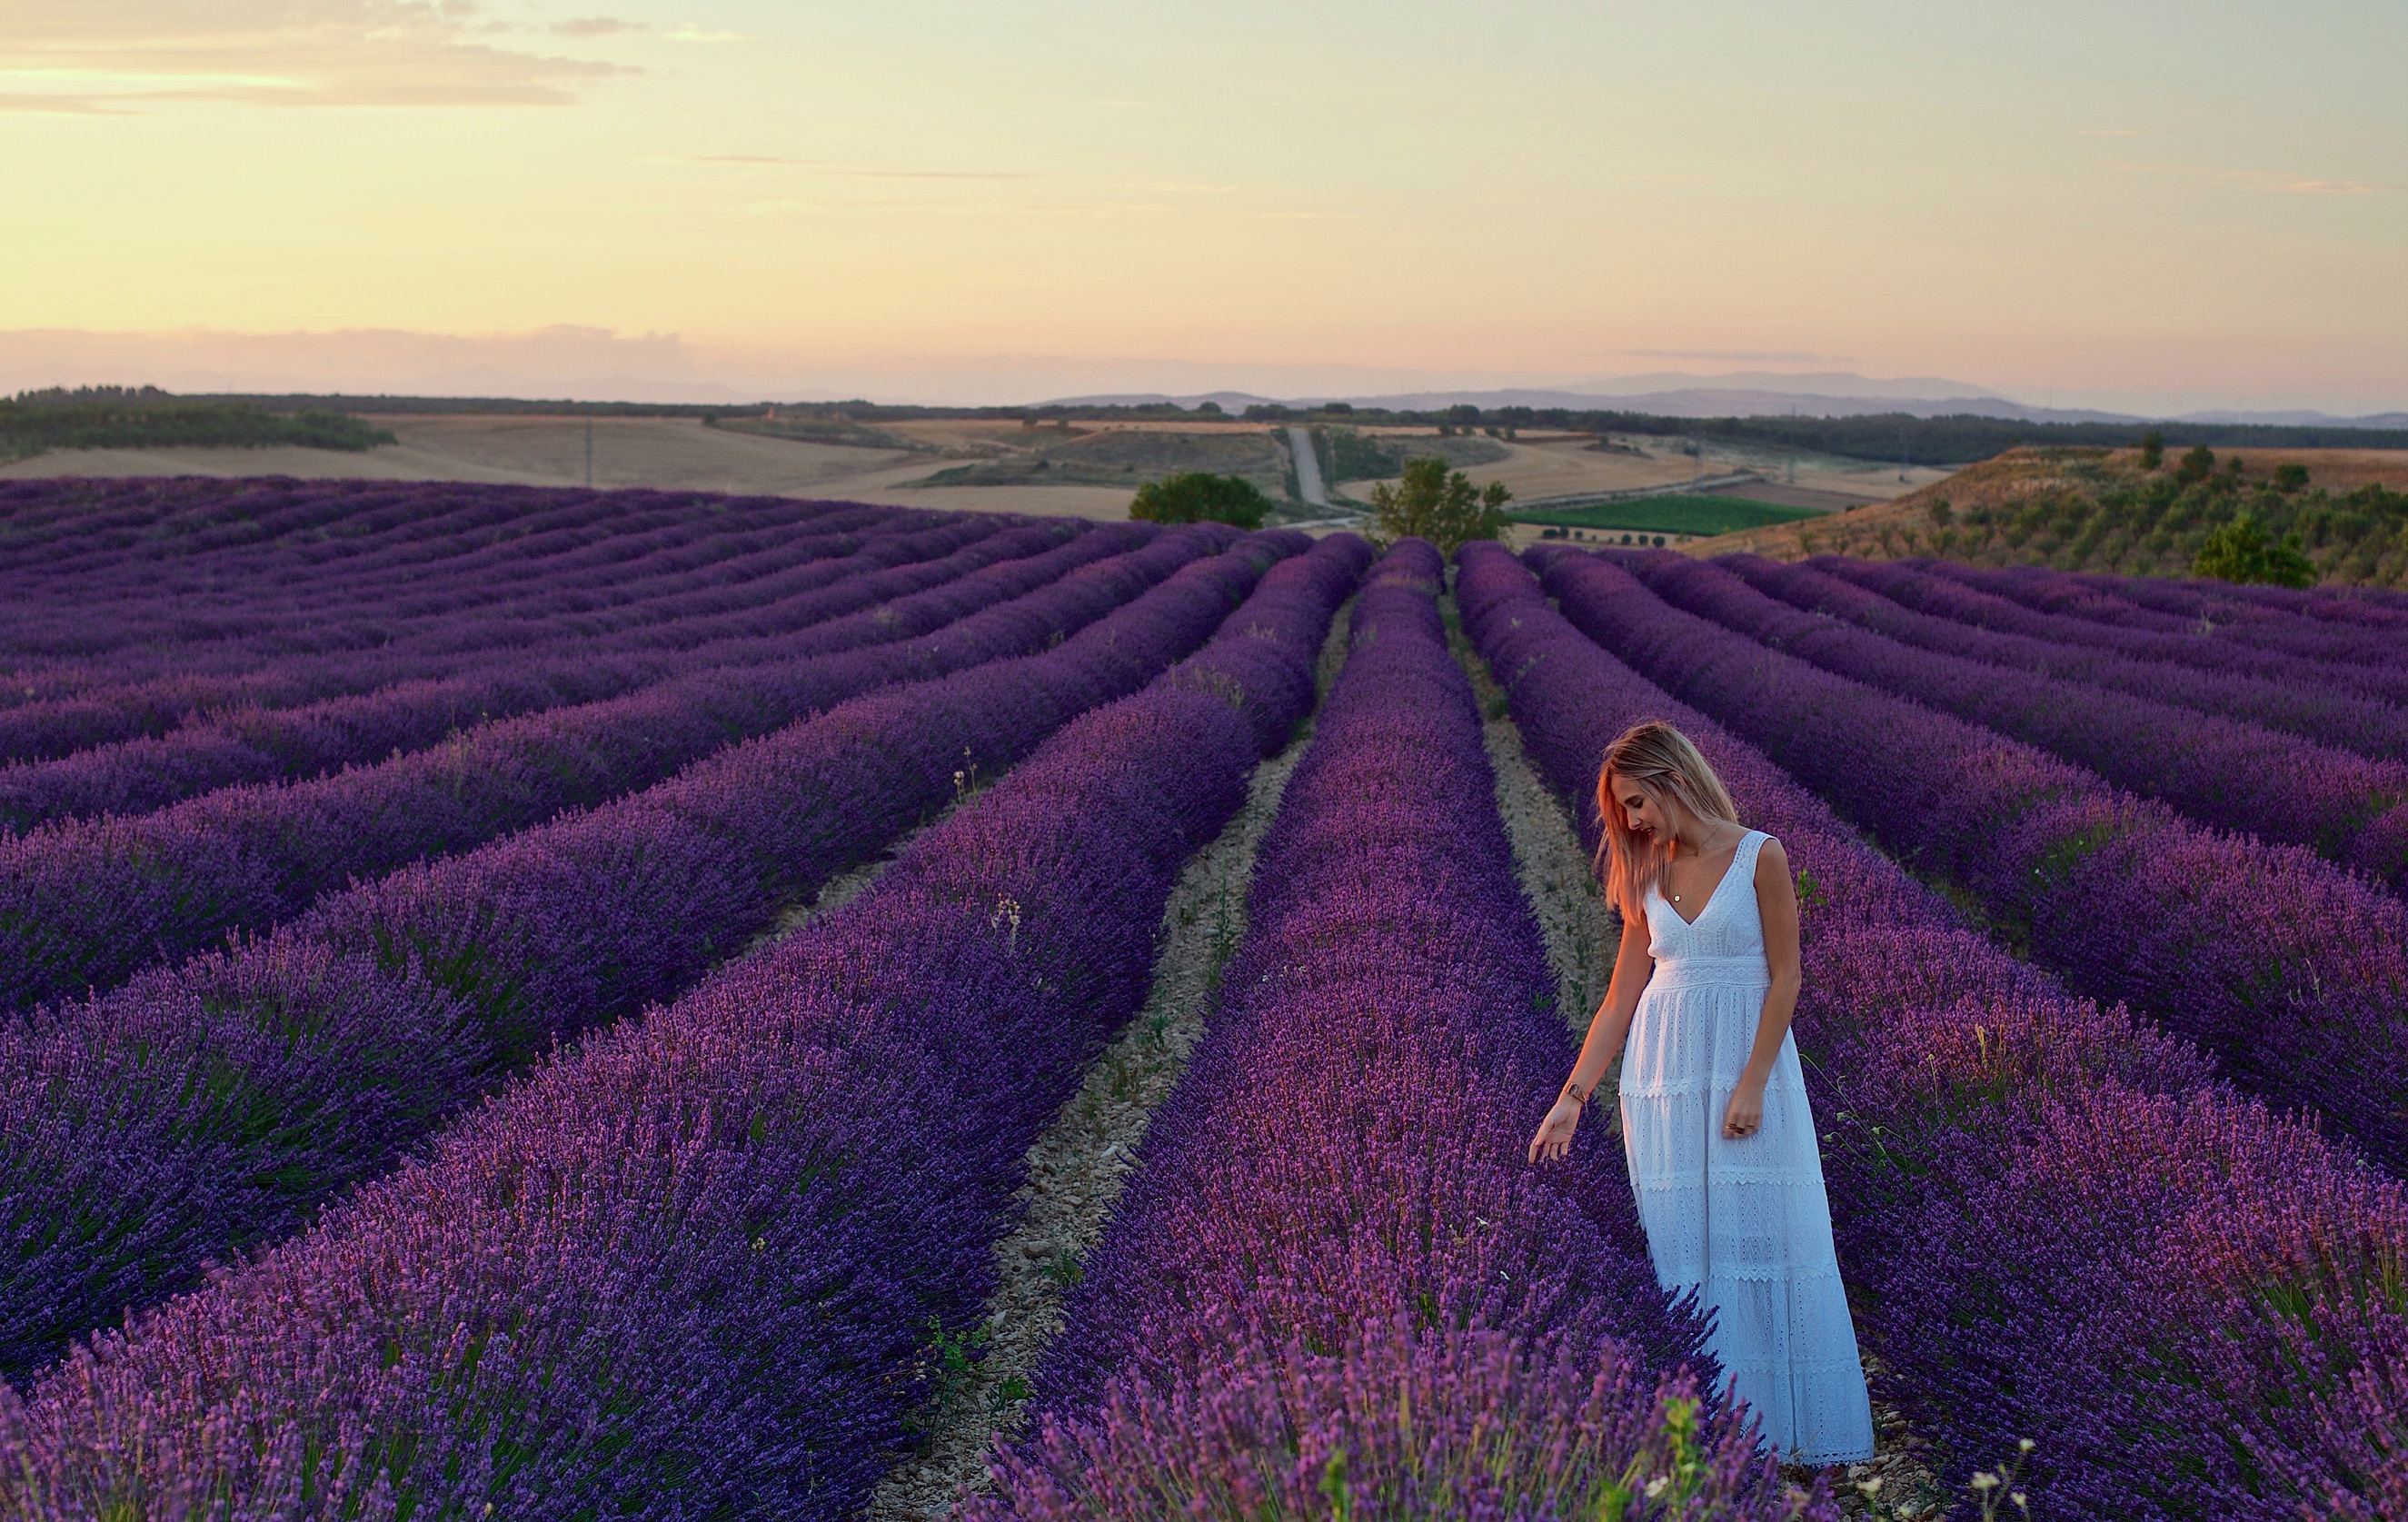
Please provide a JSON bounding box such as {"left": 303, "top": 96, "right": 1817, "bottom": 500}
{"left": 1735, "top": 829, "right": 1772, "bottom": 880}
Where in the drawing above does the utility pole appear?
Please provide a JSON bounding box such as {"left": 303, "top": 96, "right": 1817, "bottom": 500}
{"left": 584, "top": 419, "right": 595, "bottom": 490}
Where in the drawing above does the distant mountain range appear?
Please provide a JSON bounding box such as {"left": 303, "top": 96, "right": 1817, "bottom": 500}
{"left": 1044, "top": 375, "right": 2408, "bottom": 431}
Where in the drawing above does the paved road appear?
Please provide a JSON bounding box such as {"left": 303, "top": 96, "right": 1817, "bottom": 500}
{"left": 1288, "top": 425, "right": 1330, "bottom": 508}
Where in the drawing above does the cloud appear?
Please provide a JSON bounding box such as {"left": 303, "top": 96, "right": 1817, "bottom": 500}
{"left": 0, "top": 92, "right": 133, "bottom": 114}
{"left": 741, "top": 197, "right": 1171, "bottom": 220}
{"left": 689, "top": 155, "right": 1037, "bottom": 180}
{"left": 0, "top": 1, "right": 628, "bottom": 108}
{"left": 666, "top": 25, "right": 746, "bottom": 43}
{"left": 2101, "top": 158, "right": 2401, "bottom": 194}
{"left": 1617, "top": 349, "right": 1856, "bottom": 363}
{"left": 552, "top": 16, "right": 641, "bottom": 37}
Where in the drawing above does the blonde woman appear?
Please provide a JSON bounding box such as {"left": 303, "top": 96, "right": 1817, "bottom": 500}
{"left": 1527, "top": 720, "right": 1875, "bottom": 1466}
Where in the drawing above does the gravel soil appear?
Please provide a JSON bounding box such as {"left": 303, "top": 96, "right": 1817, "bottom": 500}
{"left": 864, "top": 599, "right": 1359, "bottom": 1522}
{"left": 1442, "top": 580, "right": 1951, "bottom": 1522}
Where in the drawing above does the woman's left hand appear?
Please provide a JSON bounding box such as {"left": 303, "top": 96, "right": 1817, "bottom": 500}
{"left": 1721, "top": 1081, "right": 1765, "bottom": 1141}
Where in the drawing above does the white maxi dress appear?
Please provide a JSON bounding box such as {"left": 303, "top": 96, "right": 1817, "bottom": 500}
{"left": 1618, "top": 829, "right": 1876, "bottom": 1464}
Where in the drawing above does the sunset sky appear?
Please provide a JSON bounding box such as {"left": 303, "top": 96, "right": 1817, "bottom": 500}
{"left": 4, "top": 0, "right": 2403, "bottom": 412}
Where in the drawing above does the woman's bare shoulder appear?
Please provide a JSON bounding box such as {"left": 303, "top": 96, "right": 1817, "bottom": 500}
{"left": 1753, "top": 835, "right": 1791, "bottom": 884}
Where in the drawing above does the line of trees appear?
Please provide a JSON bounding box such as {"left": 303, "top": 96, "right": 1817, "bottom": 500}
{"left": 1, "top": 392, "right": 394, "bottom": 462}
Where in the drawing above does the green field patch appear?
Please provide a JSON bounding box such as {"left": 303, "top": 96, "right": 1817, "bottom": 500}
{"left": 910, "top": 428, "right": 1288, "bottom": 496}
{"left": 1510, "top": 494, "right": 1826, "bottom": 537}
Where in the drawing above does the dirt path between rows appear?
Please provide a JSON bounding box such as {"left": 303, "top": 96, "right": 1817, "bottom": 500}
{"left": 1441, "top": 580, "right": 1947, "bottom": 1521}
{"left": 863, "top": 598, "right": 1358, "bottom": 1522}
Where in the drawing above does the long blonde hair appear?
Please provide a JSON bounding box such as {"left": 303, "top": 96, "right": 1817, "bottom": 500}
{"left": 1593, "top": 721, "right": 1740, "bottom": 916}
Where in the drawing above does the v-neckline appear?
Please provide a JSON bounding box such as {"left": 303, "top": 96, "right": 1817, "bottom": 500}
{"left": 1665, "top": 831, "right": 1748, "bottom": 929}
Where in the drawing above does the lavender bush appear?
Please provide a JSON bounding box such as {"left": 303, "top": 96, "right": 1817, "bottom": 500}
{"left": 1617, "top": 552, "right": 2408, "bottom": 886}
{"left": 1931, "top": 562, "right": 2408, "bottom": 696}
{"left": 1459, "top": 540, "right": 2408, "bottom": 1518}
{"left": 1725, "top": 554, "right": 2408, "bottom": 763}
{"left": 0, "top": 532, "right": 1368, "bottom": 1519}
{"left": 0, "top": 513, "right": 1059, "bottom": 824}
{"left": 1540, "top": 549, "right": 2408, "bottom": 1171}
{"left": 986, "top": 543, "right": 1824, "bottom": 1522}
{"left": 0, "top": 529, "right": 1325, "bottom": 1375}
{"left": 0, "top": 507, "right": 1003, "bottom": 768}
{"left": 0, "top": 484, "right": 878, "bottom": 676}
{"left": 1822, "top": 555, "right": 2408, "bottom": 711}
{"left": 0, "top": 520, "right": 1199, "bottom": 1010}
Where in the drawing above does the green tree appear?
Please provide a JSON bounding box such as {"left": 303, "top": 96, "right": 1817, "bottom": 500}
{"left": 2194, "top": 513, "right": 2315, "bottom": 589}
{"left": 1129, "top": 471, "right": 1270, "bottom": 529}
{"left": 2274, "top": 462, "right": 2310, "bottom": 492}
{"left": 1367, "top": 455, "right": 1512, "bottom": 556}
{"left": 2175, "top": 443, "right": 2217, "bottom": 484}
{"left": 2138, "top": 430, "right": 2164, "bottom": 471}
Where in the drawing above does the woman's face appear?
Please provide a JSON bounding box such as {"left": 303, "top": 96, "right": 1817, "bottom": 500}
{"left": 1607, "top": 770, "right": 1676, "bottom": 842}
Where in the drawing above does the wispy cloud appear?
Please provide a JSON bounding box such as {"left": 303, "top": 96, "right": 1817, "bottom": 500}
{"left": 667, "top": 25, "right": 746, "bottom": 43}
{"left": 0, "top": 2, "right": 627, "bottom": 109}
{"left": 552, "top": 16, "right": 642, "bottom": 37}
{"left": 0, "top": 91, "right": 133, "bottom": 114}
{"left": 1618, "top": 349, "right": 1857, "bottom": 363}
{"left": 2102, "top": 158, "right": 2401, "bottom": 194}
{"left": 742, "top": 197, "right": 1171, "bottom": 219}
{"left": 690, "top": 155, "right": 1036, "bottom": 180}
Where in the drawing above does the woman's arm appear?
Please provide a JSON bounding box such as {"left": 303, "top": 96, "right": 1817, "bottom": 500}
{"left": 1528, "top": 891, "right": 1654, "bottom": 1163}
{"left": 1722, "top": 839, "right": 1802, "bottom": 1140}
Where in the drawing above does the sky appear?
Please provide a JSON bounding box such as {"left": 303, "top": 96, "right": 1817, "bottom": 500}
{"left": 3, "top": 0, "right": 2403, "bottom": 413}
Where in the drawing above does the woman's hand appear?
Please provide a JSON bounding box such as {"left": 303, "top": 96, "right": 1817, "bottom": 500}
{"left": 1722, "top": 1079, "right": 1766, "bottom": 1141}
{"left": 1528, "top": 1096, "right": 1583, "bottom": 1164}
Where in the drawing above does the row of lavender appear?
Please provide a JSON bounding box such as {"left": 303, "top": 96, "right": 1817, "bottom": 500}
{"left": 1460, "top": 541, "right": 2408, "bottom": 1519}
{"left": 1723, "top": 554, "right": 2408, "bottom": 767}
{"left": 1612, "top": 552, "right": 2408, "bottom": 886}
{"left": 979, "top": 544, "right": 1827, "bottom": 1521}
{"left": 0, "top": 523, "right": 1295, "bottom": 1374}
{"left": 1992, "top": 559, "right": 2408, "bottom": 669}
{"left": 0, "top": 501, "right": 984, "bottom": 760}
{"left": 0, "top": 482, "right": 881, "bottom": 652}
{"left": 1540, "top": 549, "right": 2408, "bottom": 1174}
{"left": 0, "top": 484, "right": 894, "bottom": 671}
{"left": 0, "top": 512, "right": 1039, "bottom": 818}
{"left": 1823, "top": 555, "right": 2408, "bottom": 711}
{"left": 0, "top": 519, "right": 1190, "bottom": 1010}
{"left": 0, "top": 534, "right": 1369, "bottom": 1519}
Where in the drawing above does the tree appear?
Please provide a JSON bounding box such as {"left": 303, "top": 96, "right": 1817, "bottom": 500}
{"left": 2194, "top": 513, "right": 2315, "bottom": 589}
{"left": 2138, "top": 430, "right": 2164, "bottom": 471}
{"left": 2175, "top": 443, "right": 2217, "bottom": 484}
{"left": 1367, "top": 455, "right": 1512, "bottom": 556}
{"left": 2274, "top": 462, "right": 2310, "bottom": 492}
{"left": 1195, "top": 400, "right": 1224, "bottom": 416}
{"left": 1129, "top": 471, "right": 1270, "bottom": 529}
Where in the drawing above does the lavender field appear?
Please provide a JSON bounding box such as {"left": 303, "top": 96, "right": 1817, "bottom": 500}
{"left": 4, "top": 475, "right": 2407, "bottom": 1519}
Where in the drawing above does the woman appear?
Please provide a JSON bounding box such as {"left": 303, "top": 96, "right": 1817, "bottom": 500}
{"left": 1527, "top": 720, "right": 1875, "bottom": 1466}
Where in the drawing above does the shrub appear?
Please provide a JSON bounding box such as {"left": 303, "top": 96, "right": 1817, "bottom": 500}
{"left": 1366, "top": 455, "right": 1511, "bottom": 556}
{"left": 2175, "top": 443, "right": 2216, "bottom": 484}
{"left": 2138, "top": 430, "right": 2164, "bottom": 471}
{"left": 1129, "top": 471, "right": 1271, "bottom": 529}
{"left": 2194, "top": 513, "right": 2316, "bottom": 588}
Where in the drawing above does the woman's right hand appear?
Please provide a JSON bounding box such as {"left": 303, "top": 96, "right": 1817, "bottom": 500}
{"left": 1527, "top": 1096, "right": 1583, "bottom": 1164}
